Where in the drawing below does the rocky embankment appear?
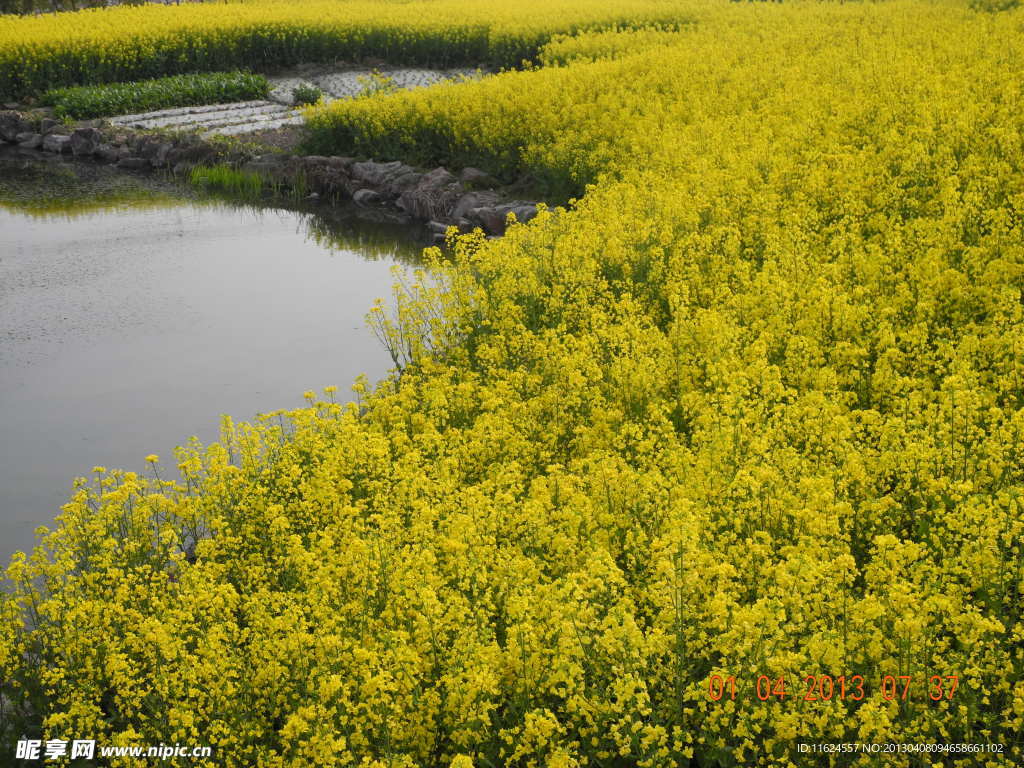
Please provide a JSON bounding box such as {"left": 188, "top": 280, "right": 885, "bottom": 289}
{"left": 0, "top": 110, "right": 540, "bottom": 242}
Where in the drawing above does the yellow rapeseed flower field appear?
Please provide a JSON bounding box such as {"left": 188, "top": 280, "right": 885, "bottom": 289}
{"left": 3, "top": 0, "right": 1024, "bottom": 766}
{"left": 0, "top": 0, "right": 694, "bottom": 100}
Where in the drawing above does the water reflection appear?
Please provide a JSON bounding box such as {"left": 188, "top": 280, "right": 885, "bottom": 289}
{"left": 0, "top": 149, "right": 425, "bottom": 564}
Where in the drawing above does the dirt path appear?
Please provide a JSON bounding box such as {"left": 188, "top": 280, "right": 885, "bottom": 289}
{"left": 109, "top": 66, "right": 483, "bottom": 138}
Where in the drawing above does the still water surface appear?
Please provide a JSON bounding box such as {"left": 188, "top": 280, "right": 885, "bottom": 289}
{"left": 0, "top": 195, "right": 419, "bottom": 565}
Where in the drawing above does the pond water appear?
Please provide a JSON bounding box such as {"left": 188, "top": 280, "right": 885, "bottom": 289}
{"left": 0, "top": 149, "right": 422, "bottom": 565}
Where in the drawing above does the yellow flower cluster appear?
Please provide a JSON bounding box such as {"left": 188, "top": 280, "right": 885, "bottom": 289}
{"left": 0, "top": 0, "right": 694, "bottom": 101}
{"left": 537, "top": 25, "right": 692, "bottom": 67}
{"left": 4, "top": 0, "right": 1024, "bottom": 766}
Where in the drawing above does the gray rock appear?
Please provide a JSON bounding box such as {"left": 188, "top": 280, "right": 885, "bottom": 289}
{"left": 247, "top": 153, "right": 286, "bottom": 167}
{"left": 135, "top": 137, "right": 165, "bottom": 160}
{"left": 451, "top": 190, "right": 502, "bottom": 222}
{"left": 301, "top": 156, "right": 352, "bottom": 195}
{"left": 459, "top": 166, "right": 498, "bottom": 188}
{"left": 352, "top": 159, "right": 404, "bottom": 187}
{"left": 302, "top": 155, "right": 354, "bottom": 172}
{"left": 483, "top": 200, "right": 539, "bottom": 230}
{"left": 383, "top": 170, "right": 422, "bottom": 198}
{"left": 511, "top": 203, "right": 538, "bottom": 224}
{"left": 3, "top": 102, "right": 20, "bottom": 111}
{"left": 69, "top": 127, "right": 102, "bottom": 156}
{"left": 40, "top": 118, "right": 60, "bottom": 135}
{"left": 117, "top": 157, "right": 150, "bottom": 170}
{"left": 165, "top": 142, "right": 216, "bottom": 168}
{"left": 426, "top": 220, "right": 449, "bottom": 235}
{"left": 94, "top": 144, "right": 120, "bottom": 163}
{"left": 398, "top": 167, "right": 463, "bottom": 220}
{"left": 0, "top": 111, "right": 28, "bottom": 142}
{"left": 468, "top": 206, "right": 506, "bottom": 235}
{"left": 241, "top": 159, "right": 286, "bottom": 177}
{"left": 41, "top": 134, "right": 71, "bottom": 153}
{"left": 165, "top": 147, "right": 188, "bottom": 168}
{"left": 150, "top": 142, "right": 173, "bottom": 167}
{"left": 350, "top": 159, "right": 423, "bottom": 200}
{"left": 353, "top": 188, "right": 382, "bottom": 206}
{"left": 18, "top": 133, "right": 42, "bottom": 150}
{"left": 419, "top": 166, "right": 457, "bottom": 188}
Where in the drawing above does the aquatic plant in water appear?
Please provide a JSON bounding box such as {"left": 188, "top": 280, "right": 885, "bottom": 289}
{"left": 188, "top": 164, "right": 263, "bottom": 199}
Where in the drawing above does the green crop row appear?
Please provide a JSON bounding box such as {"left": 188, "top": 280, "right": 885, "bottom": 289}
{"left": 42, "top": 71, "right": 269, "bottom": 118}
